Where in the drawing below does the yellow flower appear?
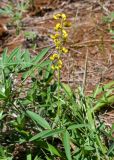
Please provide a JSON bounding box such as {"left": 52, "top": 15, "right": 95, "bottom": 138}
{"left": 55, "top": 66, "right": 59, "bottom": 70}
{"left": 58, "top": 65, "right": 62, "bottom": 69}
{"left": 63, "top": 21, "right": 71, "bottom": 27}
{"left": 50, "top": 53, "right": 59, "bottom": 61}
{"left": 51, "top": 58, "right": 62, "bottom": 70}
{"left": 50, "top": 35, "right": 55, "bottom": 39}
{"left": 53, "top": 53, "right": 59, "bottom": 59}
{"left": 50, "top": 13, "right": 70, "bottom": 71}
{"left": 50, "top": 55, "right": 54, "bottom": 61}
{"left": 51, "top": 65, "right": 55, "bottom": 70}
{"left": 55, "top": 33, "right": 60, "bottom": 38}
{"left": 62, "top": 47, "right": 68, "bottom": 53}
{"left": 54, "top": 39, "right": 61, "bottom": 48}
{"left": 53, "top": 13, "right": 61, "bottom": 20}
{"left": 56, "top": 46, "right": 60, "bottom": 50}
{"left": 54, "top": 23, "right": 62, "bottom": 31}
{"left": 57, "top": 59, "right": 63, "bottom": 69}
{"left": 50, "top": 33, "right": 60, "bottom": 39}
{"left": 53, "top": 13, "right": 67, "bottom": 21}
{"left": 61, "top": 13, "right": 66, "bottom": 20}
{"left": 62, "top": 29, "right": 68, "bottom": 39}
{"left": 58, "top": 59, "right": 62, "bottom": 65}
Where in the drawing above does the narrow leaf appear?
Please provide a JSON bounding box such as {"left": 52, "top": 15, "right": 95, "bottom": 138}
{"left": 32, "top": 48, "right": 49, "bottom": 63}
{"left": 26, "top": 154, "right": 32, "bottom": 160}
{"left": 30, "top": 128, "right": 64, "bottom": 141}
{"left": 107, "top": 143, "right": 114, "bottom": 155}
{"left": 47, "top": 143, "right": 61, "bottom": 157}
{"left": 26, "top": 110, "right": 51, "bottom": 129}
{"left": 68, "top": 124, "right": 88, "bottom": 130}
{"left": 8, "top": 48, "right": 20, "bottom": 62}
{"left": 0, "top": 91, "right": 6, "bottom": 100}
{"left": 61, "top": 83, "right": 73, "bottom": 97}
{"left": 63, "top": 130, "right": 72, "bottom": 160}
{"left": 2, "top": 48, "right": 8, "bottom": 66}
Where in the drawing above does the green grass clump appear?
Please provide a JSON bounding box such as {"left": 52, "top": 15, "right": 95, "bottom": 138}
{"left": 0, "top": 46, "right": 114, "bottom": 160}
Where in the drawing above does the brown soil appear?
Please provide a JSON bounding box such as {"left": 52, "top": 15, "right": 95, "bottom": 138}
{"left": 0, "top": 0, "right": 114, "bottom": 138}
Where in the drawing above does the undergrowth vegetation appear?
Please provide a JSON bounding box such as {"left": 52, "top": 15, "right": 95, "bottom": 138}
{"left": 0, "top": 7, "right": 114, "bottom": 160}
{"left": 0, "top": 0, "right": 30, "bottom": 34}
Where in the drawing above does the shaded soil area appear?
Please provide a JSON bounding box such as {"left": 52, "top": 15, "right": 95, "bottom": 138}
{"left": 0, "top": 0, "right": 114, "bottom": 133}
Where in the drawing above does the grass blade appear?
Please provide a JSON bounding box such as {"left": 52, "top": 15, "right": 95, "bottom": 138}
{"left": 26, "top": 110, "right": 51, "bottom": 129}
{"left": 32, "top": 48, "right": 49, "bottom": 63}
{"left": 8, "top": 48, "right": 20, "bottom": 62}
{"left": 63, "top": 130, "right": 72, "bottom": 160}
{"left": 30, "top": 128, "right": 64, "bottom": 141}
{"left": 67, "top": 124, "right": 88, "bottom": 130}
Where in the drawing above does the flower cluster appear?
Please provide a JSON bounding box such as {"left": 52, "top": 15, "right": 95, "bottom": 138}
{"left": 50, "top": 13, "right": 71, "bottom": 70}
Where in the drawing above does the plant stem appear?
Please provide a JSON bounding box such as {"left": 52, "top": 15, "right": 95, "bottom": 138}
{"left": 57, "top": 69, "right": 61, "bottom": 118}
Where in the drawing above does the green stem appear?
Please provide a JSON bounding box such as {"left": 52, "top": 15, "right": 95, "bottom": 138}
{"left": 57, "top": 69, "right": 61, "bottom": 118}
{"left": 2, "top": 70, "right": 5, "bottom": 83}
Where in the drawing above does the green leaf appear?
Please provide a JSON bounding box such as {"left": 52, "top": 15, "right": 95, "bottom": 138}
{"left": 110, "top": 12, "right": 114, "bottom": 18}
{"left": 92, "top": 84, "right": 100, "bottom": 98}
{"left": 107, "top": 143, "right": 114, "bottom": 155}
{"left": 32, "top": 48, "right": 49, "bottom": 63}
{"left": 93, "top": 81, "right": 114, "bottom": 98}
{"left": 63, "top": 130, "right": 72, "bottom": 160}
{"left": 0, "top": 111, "right": 6, "bottom": 120}
{"left": 61, "top": 83, "right": 73, "bottom": 97}
{"left": 5, "top": 79, "right": 11, "bottom": 98}
{"left": 0, "top": 91, "right": 6, "bottom": 100}
{"left": 67, "top": 124, "right": 88, "bottom": 130}
{"left": 23, "top": 50, "right": 31, "bottom": 63}
{"left": 15, "top": 50, "right": 23, "bottom": 63}
{"left": 26, "top": 110, "right": 51, "bottom": 129}
{"left": 2, "top": 48, "right": 8, "bottom": 67}
{"left": 34, "top": 156, "right": 39, "bottom": 160}
{"left": 8, "top": 48, "right": 20, "bottom": 63}
{"left": 26, "top": 154, "right": 32, "bottom": 160}
{"left": 84, "top": 145, "right": 94, "bottom": 151}
{"left": 44, "top": 62, "right": 52, "bottom": 79}
{"left": 22, "top": 68, "right": 34, "bottom": 80}
{"left": 38, "top": 60, "right": 51, "bottom": 69}
{"left": 93, "top": 95, "right": 114, "bottom": 112}
{"left": 47, "top": 143, "right": 62, "bottom": 157}
{"left": 30, "top": 128, "right": 64, "bottom": 141}
{"left": 22, "top": 59, "right": 50, "bottom": 81}
{"left": 20, "top": 50, "right": 32, "bottom": 69}
{"left": 46, "top": 156, "right": 51, "bottom": 160}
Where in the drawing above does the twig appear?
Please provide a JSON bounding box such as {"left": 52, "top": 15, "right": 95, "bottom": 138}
{"left": 82, "top": 47, "right": 88, "bottom": 92}
{"left": 97, "top": 0, "right": 110, "bottom": 16}
{"left": 6, "top": 39, "right": 25, "bottom": 46}
{"left": 70, "top": 39, "right": 114, "bottom": 48}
